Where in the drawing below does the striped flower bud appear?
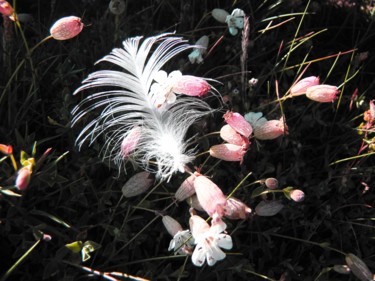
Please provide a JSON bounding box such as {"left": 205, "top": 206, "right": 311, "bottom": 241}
{"left": 193, "top": 173, "right": 227, "bottom": 218}
{"left": 175, "top": 173, "right": 196, "bottom": 201}
{"left": 345, "top": 253, "right": 373, "bottom": 281}
{"left": 305, "top": 84, "right": 340, "bottom": 103}
{"left": 224, "top": 197, "right": 252, "bottom": 220}
{"left": 220, "top": 124, "right": 249, "bottom": 148}
{"left": 50, "top": 16, "right": 84, "bottom": 40}
{"left": 255, "top": 200, "right": 283, "bottom": 216}
{"left": 162, "top": 215, "right": 183, "bottom": 237}
{"left": 254, "top": 117, "right": 288, "bottom": 140}
{"left": 209, "top": 143, "right": 246, "bottom": 162}
{"left": 223, "top": 111, "right": 253, "bottom": 138}
{"left": 121, "top": 171, "right": 154, "bottom": 197}
{"left": 290, "top": 76, "right": 320, "bottom": 96}
{"left": 15, "top": 167, "right": 32, "bottom": 191}
{"left": 172, "top": 76, "right": 211, "bottom": 97}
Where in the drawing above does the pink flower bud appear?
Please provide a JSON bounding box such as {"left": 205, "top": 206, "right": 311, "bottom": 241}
{"left": 0, "top": 144, "right": 13, "bottom": 155}
{"left": 162, "top": 215, "right": 183, "bottom": 237}
{"left": 289, "top": 189, "right": 305, "bottom": 202}
{"left": 175, "top": 173, "right": 196, "bottom": 201}
{"left": 172, "top": 76, "right": 211, "bottom": 97}
{"left": 223, "top": 111, "right": 253, "bottom": 138}
{"left": 50, "top": 16, "right": 84, "bottom": 40}
{"left": 121, "top": 171, "right": 154, "bottom": 197}
{"left": 0, "top": 1, "right": 14, "bottom": 19}
{"left": 193, "top": 173, "right": 227, "bottom": 218}
{"left": 209, "top": 143, "right": 246, "bottom": 162}
{"left": 254, "top": 117, "right": 288, "bottom": 140}
{"left": 290, "top": 76, "right": 320, "bottom": 96}
{"left": 220, "top": 124, "right": 249, "bottom": 148}
{"left": 265, "top": 178, "right": 279, "bottom": 189}
{"left": 255, "top": 200, "right": 283, "bottom": 216}
{"left": 305, "top": 84, "right": 340, "bottom": 103}
{"left": 224, "top": 197, "right": 252, "bottom": 220}
{"left": 120, "top": 126, "right": 142, "bottom": 158}
{"left": 15, "top": 167, "right": 31, "bottom": 191}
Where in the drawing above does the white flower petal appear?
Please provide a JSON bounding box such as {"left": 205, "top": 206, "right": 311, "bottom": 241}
{"left": 154, "top": 70, "right": 167, "bottom": 83}
{"left": 216, "top": 233, "right": 233, "bottom": 250}
{"left": 231, "top": 8, "right": 245, "bottom": 17}
{"left": 206, "top": 243, "right": 226, "bottom": 266}
{"left": 192, "top": 244, "right": 207, "bottom": 267}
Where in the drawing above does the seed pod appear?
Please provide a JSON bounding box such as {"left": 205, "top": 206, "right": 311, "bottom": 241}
{"left": 255, "top": 200, "right": 283, "bottom": 216}
{"left": 50, "top": 16, "right": 84, "bottom": 40}
{"left": 121, "top": 171, "right": 154, "bottom": 197}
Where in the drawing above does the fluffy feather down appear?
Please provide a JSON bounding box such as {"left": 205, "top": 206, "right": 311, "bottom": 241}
{"left": 71, "top": 34, "right": 213, "bottom": 180}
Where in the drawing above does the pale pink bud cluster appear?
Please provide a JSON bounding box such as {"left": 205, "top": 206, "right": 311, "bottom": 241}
{"left": 172, "top": 76, "right": 211, "bottom": 97}
{"left": 290, "top": 76, "right": 339, "bottom": 103}
{"left": 210, "top": 111, "right": 252, "bottom": 163}
{"left": 254, "top": 117, "right": 288, "bottom": 140}
{"left": 193, "top": 172, "right": 227, "bottom": 218}
{"left": 121, "top": 171, "right": 154, "bottom": 197}
{"left": 50, "top": 16, "right": 84, "bottom": 40}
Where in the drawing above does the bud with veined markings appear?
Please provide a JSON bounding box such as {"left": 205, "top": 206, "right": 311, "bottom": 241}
{"left": 50, "top": 16, "right": 84, "bottom": 40}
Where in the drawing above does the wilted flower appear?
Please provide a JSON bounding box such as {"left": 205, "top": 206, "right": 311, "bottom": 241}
{"left": 50, "top": 16, "right": 84, "bottom": 40}
{"left": 162, "top": 215, "right": 194, "bottom": 254}
{"left": 289, "top": 189, "right": 305, "bottom": 202}
{"left": 305, "top": 84, "right": 340, "bottom": 103}
{"left": 15, "top": 167, "right": 32, "bottom": 191}
{"left": 220, "top": 124, "right": 249, "bottom": 148}
{"left": 224, "top": 111, "right": 253, "bottom": 138}
{"left": 109, "top": 0, "right": 125, "bottom": 15}
{"left": 0, "top": 144, "right": 13, "bottom": 155}
{"left": 188, "top": 35, "right": 209, "bottom": 64}
{"left": 175, "top": 173, "right": 196, "bottom": 201}
{"left": 0, "top": 1, "right": 15, "bottom": 20}
{"left": 224, "top": 197, "right": 252, "bottom": 219}
{"left": 209, "top": 143, "right": 246, "bottom": 163}
{"left": 121, "top": 171, "right": 154, "bottom": 197}
{"left": 254, "top": 117, "right": 288, "bottom": 140}
{"left": 193, "top": 173, "right": 227, "bottom": 218}
{"left": 189, "top": 215, "right": 233, "bottom": 266}
{"left": 172, "top": 75, "right": 211, "bottom": 97}
{"left": 255, "top": 200, "right": 284, "bottom": 216}
{"left": 119, "top": 126, "right": 142, "bottom": 159}
{"left": 290, "top": 76, "right": 320, "bottom": 96}
{"left": 225, "top": 8, "right": 245, "bottom": 35}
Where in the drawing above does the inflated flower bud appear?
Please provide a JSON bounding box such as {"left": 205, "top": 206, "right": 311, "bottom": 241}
{"left": 121, "top": 171, "right": 154, "bottom": 197}
{"left": 15, "top": 167, "right": 32, "bottom": 191}
{"left": 265, "top": 178, "right": 279, "bottom": 189}
{"left": 193, "top": 173, "right": 227, "bottom": 217}
{"left": 305, "top": 84, "right": 340, "bottom": 103}
{"left": 212, "top": 8, "right": 229, "bottom": 23}
{"left": 223, "top": 111, "right": 253, "bottom": 138}
{"left": 289, "top": 189, "right": 305, "bottom": 202}
{"left": 162, "top": 215, "right": 183, "bottom": 237}
{"left": 290, "top": 76, "right": 320, "bottom": 96}
{"left": 172, "top": 76, "right": 211, "bottom": 97}
{"left": 224, "top": 197, "right": 252, "bottom": 220}
{"left": 175, "top": 173, "right": 196, "bottom": 201}
{"left": 209, "top": 143, "right": 246, "bottom": 162}
{"left": 255, "top": 200, "right": 283, "bottom": 216}
{"left": 120, "top": 126, "right": 142, "bottom": 158}
{"left": 254, "top": 117, "right": 288, "bottom": 140}
{"left": 50, "top": 16, "right": 84, "bottom": 40}
{"left": 345, "top": 253, "right": 373, "bottom": 281}
{"left": 220, "top": 124, "right": 249, "bottom": 147}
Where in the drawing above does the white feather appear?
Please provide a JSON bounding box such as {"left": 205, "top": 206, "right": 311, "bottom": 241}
{"left": 71, "top": 34, "right": 214, "bottom": 180}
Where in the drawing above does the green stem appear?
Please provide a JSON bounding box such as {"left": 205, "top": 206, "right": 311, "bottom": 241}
{"left": 0, "top": 239, "right": 42, "bottom": 281}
